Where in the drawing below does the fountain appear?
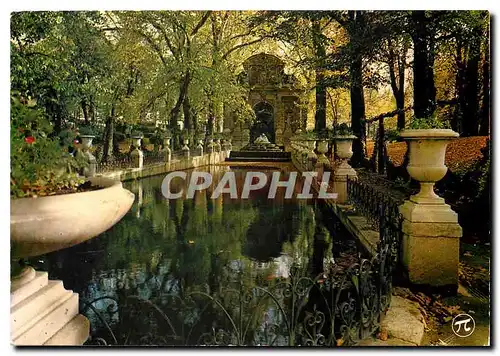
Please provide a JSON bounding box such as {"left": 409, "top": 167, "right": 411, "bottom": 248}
{"left": 226, "top": 134, "right": 291, "bottom": 162}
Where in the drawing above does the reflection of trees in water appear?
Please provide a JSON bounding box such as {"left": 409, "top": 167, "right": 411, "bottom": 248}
{"left": 31, "top": 168, "right": 374, "bottom": 346}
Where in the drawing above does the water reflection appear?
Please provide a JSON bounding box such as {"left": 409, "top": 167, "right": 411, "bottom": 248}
{"left": 30, "top": 166, "right": 358, "bottom": 345}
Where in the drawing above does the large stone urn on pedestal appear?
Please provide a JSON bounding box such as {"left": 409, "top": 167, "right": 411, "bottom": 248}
{"left": 333, "top": 135, "right": 357, "bottom": 204}
{"left": 11, "top": 177, "right": 134, "bottom": 345}
{"left": 399, "top": 129, "right": 461, "bottom": 290}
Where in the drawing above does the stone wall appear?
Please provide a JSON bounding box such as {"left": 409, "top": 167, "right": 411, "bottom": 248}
{"left": 98, "top": 151, "right": 229, "bottom": 182}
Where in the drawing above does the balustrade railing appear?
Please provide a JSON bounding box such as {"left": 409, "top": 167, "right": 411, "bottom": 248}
{"left": 143, "top": 150, "right": 165, "bottom": 166}
{"left": 346, "top": 176, "right": 403, "bottom": 265}
{"left": 95, "top": 156, "right": 131, "bottom": 174}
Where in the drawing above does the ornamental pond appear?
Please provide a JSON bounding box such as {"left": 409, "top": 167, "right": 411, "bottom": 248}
{"left": 30, "top": 166, "right": 364, "bottom": 346}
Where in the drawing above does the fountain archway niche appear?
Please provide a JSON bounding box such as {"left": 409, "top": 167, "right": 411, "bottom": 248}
{"left": 251, "top": 101, "right": 275, "bottom": 144}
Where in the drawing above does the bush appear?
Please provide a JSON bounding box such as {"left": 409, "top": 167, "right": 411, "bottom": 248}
{"left": 384, "top": 128, "right": 400, "bottom": 143}
{"left": 10, "top": 96, "right": 87, "bottom": 198}
{"left": 333, "top": 122, "right": 353, "bottom": 136}
{"left": 408, "top": 116, "right": 451, "bottom": 129}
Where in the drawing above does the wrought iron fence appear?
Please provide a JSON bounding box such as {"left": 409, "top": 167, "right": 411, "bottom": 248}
{"left": 80, "top": 211, "right": 399, "bottom": 347}
{"left": 346, "top": 177, "right": 402, "bottom": 230}
{"left": 346, "top": 176, "right": 403, "bottom": 266}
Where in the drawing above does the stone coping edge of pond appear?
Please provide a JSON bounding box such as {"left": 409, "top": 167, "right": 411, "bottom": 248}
{"left": 97, "top": 151, "right": 229, "bottom": 182}
{"left": 290, "top": 158, "right": 425, "bottom": 347}
{"left": 324, "top": 201, "right": 425, "bottom": 347}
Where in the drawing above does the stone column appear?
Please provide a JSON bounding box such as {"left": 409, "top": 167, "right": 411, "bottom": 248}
{"left": 163, "top": 136, "right": 171, "bottom": 163}
{"left": 130, "top": 136, "right": 144, "bottom": 169}
{"left": 333, "top": 136, "right": 357, "bottom": 204}
{"left": 399, "top": 129, "right": 462, "bottom": 290}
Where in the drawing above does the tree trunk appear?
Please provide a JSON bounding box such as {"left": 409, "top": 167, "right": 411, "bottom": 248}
{"left": 411, "top": 11, "right": 436, "bottom": 119}
{"left": 350, "top": 54, "right": 366, "bottom": 167}
{"left": 462, "top": 27, "right": 481, "bottom": 137}
{"left": 313, "top": 21, "right": 326, "bottom": 131}
{"left": 81, "top": 100, "right": 89, "bottom": 125}
{"left": 102, "top": 105, "right": 115, "bottom": 163}
{"left": 183, "top": 95, "right": 192, "bottom": 136}
{"left": 479, "top": 22, "right": 490, "bottom": 136}
{"left": 453, "top": 40, "right": 466, "bottom": 133}
{"left": 170, "top": 72, "right": 191, "bottom": 149}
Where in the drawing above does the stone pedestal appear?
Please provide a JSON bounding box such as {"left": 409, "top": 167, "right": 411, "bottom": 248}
{"left": 214, "top": 139, "right": 222, "bottom": 153}
{"left": 130, "top": 148, "right": 143, "bottom": 168}
{"left": 78, "top": 135, "right": 97, "bottom": 177}
{"left": 399, "top": 197, "right": 462, "bottom": 288}
{"left": 206, "top": 138, "right": 214, "bottom": 154}
{"left": 398, "top": 128, "right": 462, "bottom": 290}
{"left": 163, "top": 137, "right": 172, "bottom": 163}
{"left": 315, "top": 140, "right": 330, "bottom": 169}
{"left": 333, "top": 162, "right": 357, "bottom": 204}
{"left": 195, "top": 139, "right": 204, "bottom": 156}
{"left": 11, "top": 267, "right": 89, "bottom": 345}
{"left": 181, "top": 139, "right": 190, "bottom": 159}
{"left": 130, "top": 136, "right": 143, "bottom": 168}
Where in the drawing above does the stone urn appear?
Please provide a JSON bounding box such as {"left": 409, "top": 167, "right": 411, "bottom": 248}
{"left": 333, "top": 135, "right": 357, "bottom": 176}
{"left": 182, "top": 138, "right": 190, "bottom": 158}
{"left": 131, "top": 135, "right": 143, "bottom": 150}
{"left": 206, "top": 138, "right": 214, "bottom": 153}
{"left": 163, "top": 136, "right": 172, "bottom": 162}
{"left": 77, "top": 135, "right": 97, "bottom": 177}
{"left": 214, "top": 138, "right": 222, "bottom": 153}
{"left": 130, "top": 135, "right": 144, "bottom": 168}
{"left": 400, "top": 129, "right": 459, "bottom": 204}
{"left": 11, "top": 177, "right": 134, "bottom": 345}
{"left": 316, "top": 140, "right": 330, "bottom": 168}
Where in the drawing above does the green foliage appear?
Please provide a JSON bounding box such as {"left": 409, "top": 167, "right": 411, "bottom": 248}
{"left": 131, "top": 130, "right": 144, "bottom": 138}
{"left": 384, "top": 128, "right": 401, "bottom": 143}
{"left": 408, "top": 116, "right": 451, "bottom": 129}
{"left": 333, "top": 122, "right": 353, "bottom": 136}
{"left": 296, "top": 129, "right": 317, "bottom": 140}
{"left": 10, "top": 96, "right": 87, "bottom": 198}
{"left": 78, "top": 124, "right": 97, "bottom": 136}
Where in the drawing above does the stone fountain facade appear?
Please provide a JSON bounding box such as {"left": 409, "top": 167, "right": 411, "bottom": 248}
{"left": 225, "top": 53, "right": 308, "bottom": 150}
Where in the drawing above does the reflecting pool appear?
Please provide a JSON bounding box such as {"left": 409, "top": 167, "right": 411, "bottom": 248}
{"left": 30, "top": 165, "right": 360, "bottom": 346}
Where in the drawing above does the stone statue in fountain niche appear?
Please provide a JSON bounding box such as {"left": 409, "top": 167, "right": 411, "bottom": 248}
{"left": 254, "top": 133, "right": 271, "bottom": 144}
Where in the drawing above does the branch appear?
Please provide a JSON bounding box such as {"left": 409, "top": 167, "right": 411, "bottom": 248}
{"left": 222, "top": 36, "right": 270, "bottom": 60}
{"left": 135, "top": 29, "right": 168, "bottom": 69}
{"left": 191, "top": 11, "right": 211, "bottom": 36}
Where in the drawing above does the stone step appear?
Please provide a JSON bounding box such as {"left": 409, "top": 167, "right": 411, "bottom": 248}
{"left": 11, "top": 271, "right": 49, "bottom": 307}
{"left": 43, "top": 314, "right": 90, "bottom": 346}
{"left": 11, "top": 280, "right": 69, "bottom": 338}
{"left": 12, "top": 293, "right": 79, "bottom": 345}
